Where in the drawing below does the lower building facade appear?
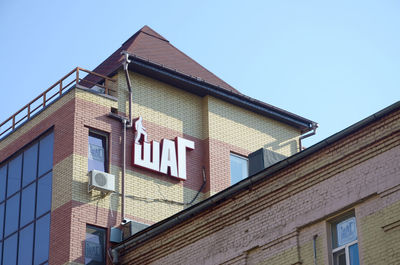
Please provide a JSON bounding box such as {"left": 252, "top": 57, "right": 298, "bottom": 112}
{"left": 113, "top": 102, "right": 400, "bottom": 265}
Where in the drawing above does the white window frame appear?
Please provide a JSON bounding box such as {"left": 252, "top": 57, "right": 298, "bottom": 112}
{"left": 330, "top": 213, "right": 360, "bottom": 265}
{"left": 332, "top": 239, "right": 358, "bottom": 265}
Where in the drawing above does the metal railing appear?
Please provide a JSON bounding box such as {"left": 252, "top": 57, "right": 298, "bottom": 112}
{"left": 0, "top": 67, "right": 116, "bottom": 138}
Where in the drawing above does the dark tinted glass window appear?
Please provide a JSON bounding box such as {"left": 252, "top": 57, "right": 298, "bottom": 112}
{"left": 0, "top": 202, "right": 4, "bottom": 239}
{"left": 88, "top": 132, "right": 107, "bottom": 172}
{"left": 38, "top": 133, "right": 54, "bottom": 176}
{"left": 36, "top": 172, "right": 52, "bottom": 217}
{"left": 85, "top": 225, "right": 106, "bottom": 265}
{"left": 0, "top": 165, "right": 6, "bottom": 202}
{"left": 23, "top": 143, "right": 38, "bottom": 187}
{"left": 0, "top": 132, "right": 53, "bottom": 264}
{"left": 34, "top": 213, "right": 50, "bottom": 265}
{"left": 18, "top": 223, "right": 34, "bottom": 265}
{"left": 20, "top": 183, "right": 36, "bottom": 227}
{"left": 7, "top": 154, "right": 22, "bottom": 197}
{"left": 5, "top": 193, "right": 20, "bottom": 237}
{"left": 3, "top": 232, "right": 18, "bottom": 265}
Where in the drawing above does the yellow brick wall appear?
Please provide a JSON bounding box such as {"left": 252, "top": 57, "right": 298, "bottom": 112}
{"left": 116, "top": 71, "right": 301, "bottom": 154}
{"left": 52, "top": 155, "right": 74, "bottom": 211}
{"left": 360, "top": 199, "right": 400, "bottom": 265}
{"left": 118, "top": 71, "right": 204, "bottom": 139}
{"left": 206, "top": 96, "right": 300, "bottom": 156}
{"left": 299, "top": 236, "right": 325, "bottom": 265}
{"left": 75, "top": 88, "right": 118, "bottom": 109}
{"left": 70, "top": 153, "right": 205, "bottom": 223}
{"left": 254, "top": 246, "right": 299, "bottom": 265}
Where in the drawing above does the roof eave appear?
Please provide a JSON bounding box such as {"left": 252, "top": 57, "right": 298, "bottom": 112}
{"left": 125, "top": 54, "right": 315, "bottom": 132}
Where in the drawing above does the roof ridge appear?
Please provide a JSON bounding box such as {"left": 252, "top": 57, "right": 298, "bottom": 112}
{"left": 140, "top": 25, "right": 169, "bottom": 42}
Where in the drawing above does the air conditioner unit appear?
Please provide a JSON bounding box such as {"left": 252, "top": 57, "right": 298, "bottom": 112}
{"left": 88, "top": 170, "right": 115, "bottom": 193}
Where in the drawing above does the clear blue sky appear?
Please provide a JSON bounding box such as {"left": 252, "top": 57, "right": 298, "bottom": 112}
{"left": 0, "top": 0, "right": 399, "bottom": 147}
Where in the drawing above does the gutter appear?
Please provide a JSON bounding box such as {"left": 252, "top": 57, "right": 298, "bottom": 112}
{"left": 299, "top": 122, "right": 319, "bottom": 150}
{"left": 122, "top": 53, "right": 315, "bottom": 132}
{"left": 110, "top": 100, "right": 400, "bottom": 263}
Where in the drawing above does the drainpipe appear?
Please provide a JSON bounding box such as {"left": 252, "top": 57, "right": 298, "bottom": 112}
{"left": 120, "top": 51, "right": 134, "bottom": 223}
{"left": 121, "top": 119, "right": 127, "bottom": 222}
{"left": 299, "top": 123, "right": 318, "bottom": 151}
{"left": 121, "top": 51, "right": 133, "bottom": 127}
{"left": 313, "top": 234, "right": 318, "bottom": 265}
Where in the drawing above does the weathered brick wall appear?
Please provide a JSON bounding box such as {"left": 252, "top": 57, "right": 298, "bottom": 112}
{"left": 118, "top": 108, "right": 400, "bottom": 265}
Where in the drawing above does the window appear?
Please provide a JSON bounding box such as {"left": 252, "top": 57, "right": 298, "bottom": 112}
{"left": 88, "top": 131, "right": 108, "bottom": 172}
{"left": 230, "top": 153, "right": 248, "bottom": 185}
{"left": 331, "top": 213, "right": 360, "bottom": 265}
{"left": 0, "top": 131, "right": 53, "bottom": 265}
{"left": 85, "top": 225, "right": 106, "bottom": 265}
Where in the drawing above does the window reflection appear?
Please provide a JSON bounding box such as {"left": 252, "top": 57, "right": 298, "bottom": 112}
{"left": 36, "top": 172, "right": 52, "bottom": 217}
{"left": 85, "top": 225, "right": 106, "bottom": 265}
{"left": 0, "top": 132, "right": 53, "bottom": 264}
{"left": 23, "top": 143, "right": 38, "bottom": 187}
{"left": 0, "top": 203, "right": 4, "bottom": 239}
{"left": 7, "top": 154, "right": 22, "bottom": 197}
{"left": 3, "top": 232, "right": 18, "bottom": 265}
{"left": 230, "top": 153, "right": 249, "bottom": 185}
{"left": 34, "top": 213, "right": 51, "bottom": 265}
{"left": 88, "top": 132, "right": 108, "bottom": 172}
{"left": 0, "top": 166, "right": 6, "bottom": 202}
{"left": 18, "top": 224, "right": 34, "bottom": 265}
{"left": 38, "top": 132, "right": 54, "bottom": 176}
{"left": 20, "top": 183, "right": 36, "bottom": 227}
{"left": 5, "top": 193, "right": 20, "bottom": 237}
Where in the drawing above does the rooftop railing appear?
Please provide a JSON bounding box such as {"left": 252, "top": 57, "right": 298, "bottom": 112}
{"left": 0, "top": 67, "right": 116, "bottom": 138}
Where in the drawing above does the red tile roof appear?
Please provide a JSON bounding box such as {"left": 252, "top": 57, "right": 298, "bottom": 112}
{"left": 91, "top": 25, "right": 239, "bottom": 93}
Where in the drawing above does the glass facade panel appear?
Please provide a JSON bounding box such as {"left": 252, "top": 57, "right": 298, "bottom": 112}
{"left": 230, "top": 154, "right": 248, "bottom": 185}
{"left": 85, "top": 225, "right": 106, "bottom": 265}
{"left": 3, "top": 232, "right": 18, "bottom": 265}
{"left": 88, "top": 132, "right": 107, "bottom": 172}
{"left": 0, "top": 132, "right": 53, "bottom": 265}
{"left": 0, "top": 165, "right": 6, "bottom": 202}
{"left": 18, "top": 224, "right": 34, "bottom": 265}
{"left": 349, "top": 243, "right": 360, "bottom": 265}
{"left": 23, "top": 143, "right": 38, "bottom": 187}
{"left": 36, "top": 172, "right": 52, "bottom": 217}
{"left": 5, "top": 193, "right": 20, "bottom": 237}
{"left": 38, "top": 133, "right": 54, "bottom": 176}
{"left": 34, "top": 213, "right": 50, "bottom": 265}
{"left": 7, "top": 154, "right": 22, "bottom": 197}
{"left": 20, "top": 183, "right": 36, "bottom": 227}
{"left": 0, "top": 203, "right": 4, "bottom": 239}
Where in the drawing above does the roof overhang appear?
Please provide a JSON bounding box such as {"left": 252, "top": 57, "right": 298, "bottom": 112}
{"left": 121, "top": 53, "right": 316, "bottom": 133}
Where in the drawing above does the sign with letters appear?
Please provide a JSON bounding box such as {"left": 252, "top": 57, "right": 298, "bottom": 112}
{"left": 132, "top": 117, "right": 195, "bottom": 180}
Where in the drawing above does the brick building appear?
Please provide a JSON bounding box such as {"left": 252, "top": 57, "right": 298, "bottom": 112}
{"left": 0, "top": 26, "right": 316, "bottom": 264}
{"left": 112, "top": 101, "right": 400, "bottom": 265}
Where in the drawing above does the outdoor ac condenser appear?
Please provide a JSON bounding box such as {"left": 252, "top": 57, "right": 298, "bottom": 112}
{"left": 88, "top": 170, "right": 115, "bottom": 193}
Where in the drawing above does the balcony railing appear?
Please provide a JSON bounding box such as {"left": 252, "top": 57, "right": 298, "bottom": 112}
{"left": 0, "top": 67, "right": 116, "bottom": 138}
